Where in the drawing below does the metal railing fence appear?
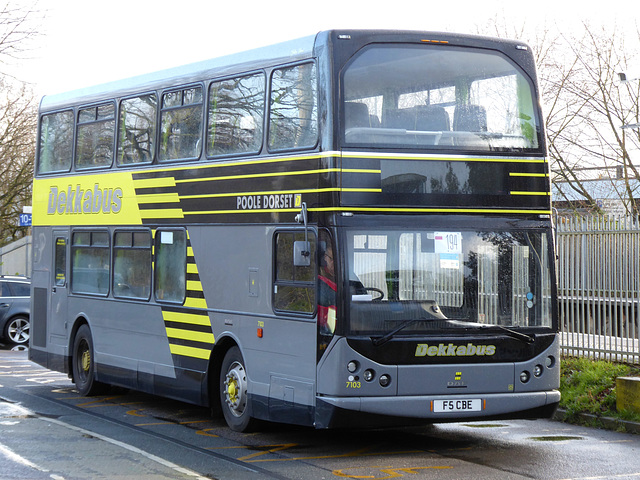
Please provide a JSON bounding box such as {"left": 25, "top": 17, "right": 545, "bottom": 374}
{"left": 557, "top": 214, "right": 640, "bottom": 363}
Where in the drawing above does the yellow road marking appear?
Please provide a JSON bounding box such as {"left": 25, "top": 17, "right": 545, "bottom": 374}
{"left": 237, "top": 443, "right": 298, "bottom": 461}
{"left": 238, "top": 444, "right": 423, "bottom": 463}
{"left": 332, "top": 466, "right": 453, "bottom": 479}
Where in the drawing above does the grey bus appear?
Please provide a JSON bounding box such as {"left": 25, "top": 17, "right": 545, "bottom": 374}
{"left": 30, "top": 30, "right": 560, "bottom": 431}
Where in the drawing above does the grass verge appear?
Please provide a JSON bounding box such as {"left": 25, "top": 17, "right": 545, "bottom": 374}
{"left": 559, "top": 356, "right": 640, "bottom": 429}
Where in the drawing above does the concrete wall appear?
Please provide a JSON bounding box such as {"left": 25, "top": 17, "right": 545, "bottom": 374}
{"left": 617, "top": 377, "right": 640, "bottom": 414}
{"left": 0, "top": 236, "right": 32, "bottom": 277}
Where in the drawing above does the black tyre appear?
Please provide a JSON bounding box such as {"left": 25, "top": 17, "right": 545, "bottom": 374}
{"left": 219, "top": 346, "right": 256, "bottom": 432}
{"left": 4, "top": 315, "right": 30, "bottom": 345}
{"left": 72, "top": 325, "right": 108, "bottom": 396}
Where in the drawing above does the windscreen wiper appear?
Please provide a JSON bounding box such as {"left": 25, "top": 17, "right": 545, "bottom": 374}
{"left": 371, "top": 301, "right": 447, "bottom": 347}
{"left": 371, "top": 318, "right": 433, "bottom": 347}
{"left": 445, "top": 319, "right": 535, "bottom": 344}
{"left": 371, "top": 317, "right": 535, "bottom": 347}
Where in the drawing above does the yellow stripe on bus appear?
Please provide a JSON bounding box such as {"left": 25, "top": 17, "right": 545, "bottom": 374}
{"left": 183, "top": 208, "right": 300, "bottom": 216}
{"left": 169, "top": 344, "right": 212, "bottom": 360}
{"left": 341, "top": 168, "right": 381, "bottom": 174}
{"left": 184, "top": 297, "right": 208, "bottom": 309}
{"left": 139, "top": 208, "right": 184, "bottom": 219}
{"left": 310, "top": 206, "right": 553, "bottom": 215}
{"left": 342, "top": 188, "right": 383, "bottom": 193}
{"left": 187, "top": 263, "right": 199, "bottom": 274}
{"left": 509, "top": 191, "right": 551, "bottom": 196}
{"left": 132, "top": 177, "right": 177, "bottom": 188}
{"left": 166, "top": 328, "right": 215, "bottom": 344}
{"left": 509, "top": 172, "right": 549, "bottom": 177}
{"left": 162, "top": 310, "right": 211, "bottom": 326}
{"left": 187, "top": 280, "right": 203, "bottom": 291}
{"left": 136, "top": 193, "right": 181, "bottom": 204}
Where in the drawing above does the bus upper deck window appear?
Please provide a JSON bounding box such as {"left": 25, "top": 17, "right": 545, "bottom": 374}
{"left": 38, "top": 110, "right": 74, "bottom": 174}
{"left": 269, "top": 63, "right": 318, "bottom": 151}
{"left": 117, "top": 94, "right": 157, "bottom": 165}
{"left": 75, "top": 103, "right": 116, "bottom": 170}
{"left": 159, "top": 86, "right": 203, "bottom": 161}
{"left": 207, "top": 73, "right": 265, "bottom": 157}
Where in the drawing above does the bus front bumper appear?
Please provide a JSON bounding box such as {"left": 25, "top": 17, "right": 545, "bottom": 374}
{"left": 317, "top": 390, "right": 561, "bottom": 422}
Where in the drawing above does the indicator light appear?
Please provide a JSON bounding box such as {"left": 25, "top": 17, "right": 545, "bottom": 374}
{"left": 347, "top": 361, "right": 358, "bottom": 373}
{"left": 421, "top": 39, "right": 449, "bottom": 44}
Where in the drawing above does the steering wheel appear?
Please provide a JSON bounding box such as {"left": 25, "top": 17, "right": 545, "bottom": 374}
{"left": 365, "top": 287, "right": 385, "bottom": 301}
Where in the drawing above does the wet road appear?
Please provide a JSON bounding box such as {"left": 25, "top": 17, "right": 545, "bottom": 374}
{"left": 1, "top": 346, "right": 638, "bottom": 480}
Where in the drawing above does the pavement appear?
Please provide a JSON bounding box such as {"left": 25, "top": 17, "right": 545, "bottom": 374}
{"left": 0, "top": 396, "right": 210, "bottom": 480}
{"left": 553, "top": 408, "right": 640, "bottom": 435}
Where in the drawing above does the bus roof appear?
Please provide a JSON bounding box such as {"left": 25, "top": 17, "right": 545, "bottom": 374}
{"left": 39, "top": 33, "right": 319, "bottom": 112}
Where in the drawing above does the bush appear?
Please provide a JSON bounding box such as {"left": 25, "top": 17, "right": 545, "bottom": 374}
{"left": 560, "top": 356, "right": 640, "bottom": 423}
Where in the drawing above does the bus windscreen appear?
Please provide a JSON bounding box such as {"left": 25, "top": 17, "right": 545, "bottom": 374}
{"left": 342, "top": 44, "right": 540, "bottom": 153}
{"left": 346, "top": 228, "right": 553, "bottom": 335}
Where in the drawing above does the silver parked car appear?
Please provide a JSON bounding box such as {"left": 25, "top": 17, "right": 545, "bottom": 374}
{"left": 0, "top": 276, "right": 30, "bottom": 345}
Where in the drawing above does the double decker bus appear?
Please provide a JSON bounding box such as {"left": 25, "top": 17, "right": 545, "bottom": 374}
{"left": 30, "top": 30, "right": 559, "bottom": 431}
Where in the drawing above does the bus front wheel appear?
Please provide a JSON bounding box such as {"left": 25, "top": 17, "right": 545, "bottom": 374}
{"left": 72, "top": 325, "right": 108, "bottom": 396}
{"left": 220, "top": 346, "right": 256, "bottom": 432}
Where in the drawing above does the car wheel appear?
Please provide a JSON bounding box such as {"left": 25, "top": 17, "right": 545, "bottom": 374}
{"left": 219, "top": 346, "right": 257, "bottom": 432}
{"left": 72, "top": 325, "right": 108, "bottom": 396}
{"left": 4, "top": 315, "right": 29, "bottom": 345}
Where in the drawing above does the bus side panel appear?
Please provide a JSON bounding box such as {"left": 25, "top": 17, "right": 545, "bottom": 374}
{"left": 191, "top": 225, "right": 319, "bottom": 425}
{"left": 67, "top": 298, "right": 174, "bottom": 379}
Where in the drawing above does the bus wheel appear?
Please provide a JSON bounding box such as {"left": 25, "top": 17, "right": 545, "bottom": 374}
{"left": 220, "top": 346, "right": 255, "bottom": 432}
{"left": 72, "top": 325, "right": 108, "bottom": 396}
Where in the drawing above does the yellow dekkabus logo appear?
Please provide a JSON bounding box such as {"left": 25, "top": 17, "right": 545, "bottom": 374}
{"left": 48, "top": 184, "right": 123, "bottom": 215}
{"left": 415, "top": 342, "right": 496, "bottom": 357}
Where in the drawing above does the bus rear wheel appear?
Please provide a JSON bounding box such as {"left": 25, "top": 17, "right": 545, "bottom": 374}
{"left": 72, "top": 325, "right": 108, "bottom": 396}
{"left": 220, "top": 346, "right": 256, "bottom": 432}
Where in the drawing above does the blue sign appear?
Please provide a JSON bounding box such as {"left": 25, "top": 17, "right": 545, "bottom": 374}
{"left": 19, "top": 213, "right": 32, "bottom": 226}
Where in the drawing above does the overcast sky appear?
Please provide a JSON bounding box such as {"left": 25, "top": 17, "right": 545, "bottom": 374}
{"left": 8, "top": 0, "right": 640, "bottom": 97}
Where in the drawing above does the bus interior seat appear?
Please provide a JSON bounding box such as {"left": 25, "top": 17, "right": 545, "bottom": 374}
{"left": 415, "top": 105, "right": 450, "bottom": 132}
{"left": 345, "top": 102, "right": 375, "bottom": 129}
{"left": 383, "top": 108, "right": 414, "bottom": 130}
{"left": 453, "top": 104, "right": 487, "bottom": 132}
